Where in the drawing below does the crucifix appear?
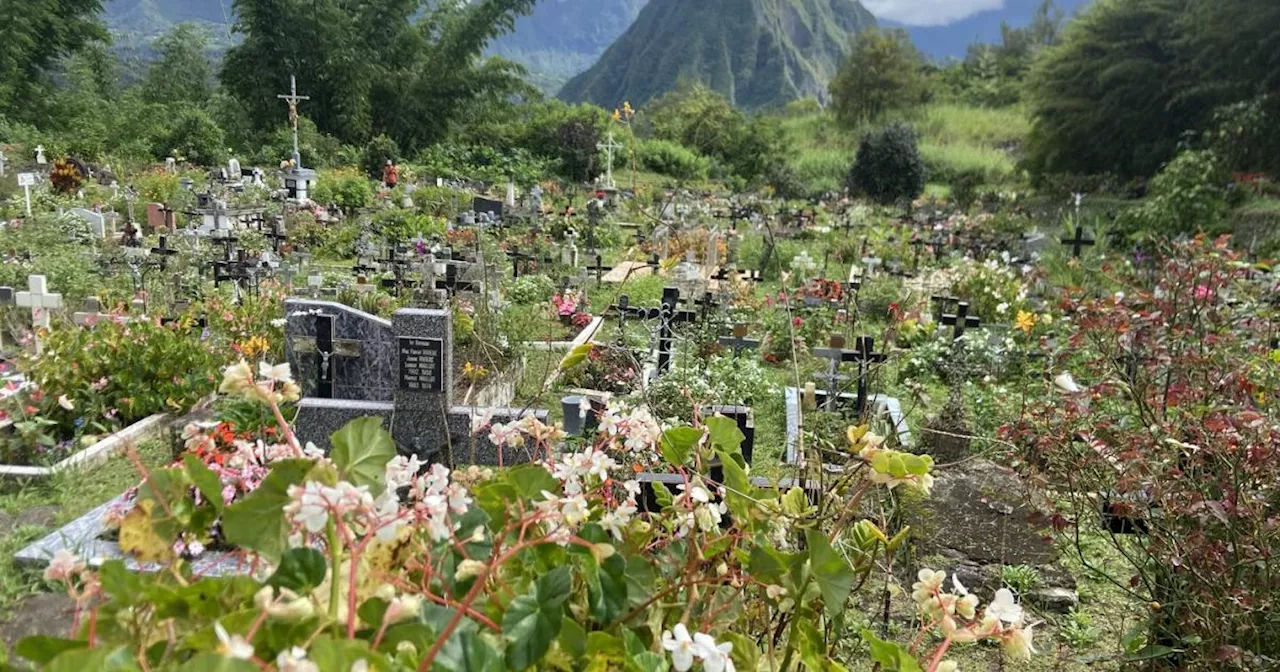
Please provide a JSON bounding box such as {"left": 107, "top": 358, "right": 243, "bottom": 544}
{"left": 812, "top": 335, "right": 856, "bottom": 412}
{"left": 941, "top": 302, "right": 981, "bottom": 341}
{"left": 1061, "top": 225, "right": 1095, "bottom": 258}
{"left": 290, "top": 315, "right": 361, "bottom": 399}
{"left": 848, "top": 336, "right": 887, "bottom": 418}
{"left": 597, "top": 131, "right": 623, "bottom": 189}
{"left": 277, "top": 75, "right": 311, "bottom": 168}
{"left": 718, "top": 324, "right": 760, "bottom": 357}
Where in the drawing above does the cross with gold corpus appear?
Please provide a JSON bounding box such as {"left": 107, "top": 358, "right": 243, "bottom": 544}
{"left": 277, "top": 75, "right": 311, "bottom": 166}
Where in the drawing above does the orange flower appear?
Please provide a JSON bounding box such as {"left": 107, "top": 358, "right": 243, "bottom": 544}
{"left": 1015, "top": 311, "right": 1037, "bottom": 334}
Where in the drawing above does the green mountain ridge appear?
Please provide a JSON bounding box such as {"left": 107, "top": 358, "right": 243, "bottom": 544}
{"left": 558, "top": 0, "right": 876, "bottom": 110}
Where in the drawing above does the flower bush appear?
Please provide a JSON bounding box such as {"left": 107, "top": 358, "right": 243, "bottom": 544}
{"left": 0, "top": 316, "right": 221, "bottom": 464}
{"left": 644, "top": 356, "right": 776, "bottom": 422}
{"left": 1005, "top": 236, "right": 1280, "bottom": 667}
{"left": 25, "top": 361, "right": 1035, "bottom": 671}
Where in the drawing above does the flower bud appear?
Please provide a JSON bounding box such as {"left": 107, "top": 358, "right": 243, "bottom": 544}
{"left": 455, "top": 559, "right": 487, "bottom": 582}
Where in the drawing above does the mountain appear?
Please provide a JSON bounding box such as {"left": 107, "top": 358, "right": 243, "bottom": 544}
{"left": 882, "top": 0, "right": 1091, "bottom": 60}
{"left": 559, "top": 0, "right": 877, "bottom": 110}
{"left": 487, "top": 0, "right": 648, "bottom": 94}
{"left": 100, "top": 0, "right": 646, "bottom": 91}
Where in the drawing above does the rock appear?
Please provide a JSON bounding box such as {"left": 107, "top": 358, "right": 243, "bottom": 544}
{"left": 1030, "top": 587, "right": 1080, "bottom": 613}
{"left": 0, "top": 505, "right": 60, "bottom": 536}
{"left": 915, "top": 459, "right": 1056, "bottom": 566}
{"left": 0, "top": 593, "right": 76, "bottom": 651}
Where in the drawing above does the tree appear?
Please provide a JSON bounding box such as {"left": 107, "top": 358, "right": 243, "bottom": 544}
{"left": 221, "top": 0, "right": 538, "bottom": 152}
{"left": 0, "top": 0, "right": 107, "bottom": 121}
{"left": 157, "top": 108, "right": 227, "bottom": 166}
{"left": 846, "top": 123, "right": 927, "bottom": 206}
{"left": 644, "top": 83, "right": 781, "bottom": 181}
{"left": 143, "top": 24, "right": 214, "bottom": 106}
{"left": 828, "top": 29, "right": 925, "bottom": 127}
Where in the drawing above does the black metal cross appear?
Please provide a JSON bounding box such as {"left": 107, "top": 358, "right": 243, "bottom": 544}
{"left": 435, "top": 263, "right": 477, "bottom": 295}
{"left": 1061, "top": 225, "right": 1096, "bottom": 258}
{"left": 910, "top": 237, "right": 926, "bottom": 272}
{"left": 656, "top": 287, "right": 698, "bottom": 375}
{"left": 718, "top": 324, "right": 760, "bottom": 357}
{"left": 505, "top": 246, "right": 533, "bottom": 279}
{"left": 150, "top": 235, "right": 179, "bottom": 270}
{"left": 849, "top": 336, "right": 887, "bottom": 418}
{"left": 586, "top": 253, "right": 612, "bottom": 286}
{"left": 315, "top": 314, "right": 336, "bottom": 398}
{"left": 930, "top": 295, "right": 959, "bottom": 321}
{"left": 352, "top": 259, "right": 377, "bottom": 282}
{"left": 812, "top": 335, "right": 857, "bottom": 412}
{"left": 265, "top": 222, "right": 289, "bottom": 253}
{"left": 941, "top": 302, "right": 982, "bottom": 340}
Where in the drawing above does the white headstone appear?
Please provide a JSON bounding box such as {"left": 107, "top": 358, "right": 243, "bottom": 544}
{"left": 505, "top": 182, "right": 516, "bottom": 207}
{"left": 16, "top": 275, "right": 63, "bottom": 352}
{"left": 34, "top": 146, "right": 46, "bottom": 165}
{"left": 228, "top": 158, "right": 242, "bottom": 178}
{"left": 70, "top": 208, "right": 107, "bottom": 239}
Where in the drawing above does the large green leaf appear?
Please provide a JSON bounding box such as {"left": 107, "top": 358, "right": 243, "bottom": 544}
{"left": 806, "top": 529, "right": 854, "bottom": 618}
{"left": 222, "top": 459, "right": 314, "bottom": 561}
{"left": 173, "top": 655, "right": 258, "bottom": 672}
{"left": 587, "top": 554, "right": 628, "bottom": 624}
{"left": 861, "top": 629, "right": 923, "bottom": 671}
{"left": 308, "top": 637, "right": 388, "bottom": 672}
{"left": 183, "top": 453, "right": 225, "bottom": 512}
{"left": 14, "top": 637, "right": 86, "bottom": 665}
{"left": 559, "top": 343, "right": 594, "bottom": 371}
{"left": 46, "top": 646, "right": 140, "bottom": 671}
{"left": 507, "top": 464, "right": 560, "bottom": 501}
{"left": 435, "top": 629, "right": 504, "bottom": 672}
{"left": 705, "top": 416, "right": 745, "bottom": 454}
{"left": 660, "top": 426, "right": 703, "bottom": 466}
{"left": 502, "top": 567, "right": 571, "bottom": 670}
{"left": 267, "top": 548, "right": 328, "bottom": 593}
{"left": 715, "top": 449, "right": 751, "bottom": 522}
{"left": 330, "top": 417, "right": 397, "bottom": 496}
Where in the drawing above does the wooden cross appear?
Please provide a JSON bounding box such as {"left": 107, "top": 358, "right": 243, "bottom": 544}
{"left": 941, "top": 302, "right": 981, "bottom": 340}
{"left": 277, "top": 75, "right": 310, "bottom": 164}
{"left": 1061, "top": 225, "right": 1095, "bottom": 258}
{"left": 264, "top": 222, "right": 289, "bottom": 253}
{"left": 505, "top": 246, "right": 533, "bottom": 279}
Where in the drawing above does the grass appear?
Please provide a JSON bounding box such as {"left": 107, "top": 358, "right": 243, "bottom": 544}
{"left": 778, "top": 103, "right": 1031, "bottom": 193}
{"left": 0, "top": 441, "right": 170, "bottom": 618}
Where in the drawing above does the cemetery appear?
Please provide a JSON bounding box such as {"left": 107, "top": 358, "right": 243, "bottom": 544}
{"left": 0, "top": 0, "right": 1277, "bottom": 669}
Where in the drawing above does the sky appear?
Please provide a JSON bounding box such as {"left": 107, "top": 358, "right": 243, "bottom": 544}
{"left": 862, "top": 0, "right": 1008, "bottom": 26}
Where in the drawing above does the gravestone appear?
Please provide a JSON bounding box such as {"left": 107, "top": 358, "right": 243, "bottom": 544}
{"left": 69, "top": 208, "right": 107, "bottom": 239}
{"left": 286, "top": 300, "right": 548, "bottom": 465}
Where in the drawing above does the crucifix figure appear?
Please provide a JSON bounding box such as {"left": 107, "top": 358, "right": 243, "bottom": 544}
{"left": 597, "top": 131, "right": 622, "bottom": 189}
{"left": 1061, "top": 225, "right": 1095, "bottom": 258}
{"left": 277, "top": 75, "right": 311, "bottom": 168}
{"left": 941, "top": 302, "right": 981, "bottom": 341}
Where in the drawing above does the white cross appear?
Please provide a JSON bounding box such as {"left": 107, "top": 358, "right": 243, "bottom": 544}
{"left": 597, "top": 131, "right": 623, "bottom": 189}
{"left": 16, "top": 275, "right": 63, "bottom": 351}
{"left": 34, "top": 145, "right": 46, "bottom": 165}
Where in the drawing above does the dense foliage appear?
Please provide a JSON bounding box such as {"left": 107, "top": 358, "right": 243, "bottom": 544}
{"left": 847, "top": 123, "right": 927, "bottom": 206}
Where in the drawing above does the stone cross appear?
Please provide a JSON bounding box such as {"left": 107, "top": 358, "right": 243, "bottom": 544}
{"left": 16, "top": 275, "right": 63, "bottom": 352}
{"left": 597, "top": 131, "right": 623, "bottom": 189}
{"left": 34, "top": 145, "right": 46, "bottom": 165}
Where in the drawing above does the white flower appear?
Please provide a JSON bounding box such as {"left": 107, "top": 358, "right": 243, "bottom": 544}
{"left": 694, "top": 632, "right": 735, "bottom": 672}
{"left": 385, "top": 454, "right": 424, "bottom": 489}
{"left": 214, "top": 621, "right": 255, "bottom": 660}
{"left": 43, "top": 550, "right": 84, "bottom": 582}
{"left": 276, "top": 647, "right": 319, "bottom": 672}
{"left": 560, "top": 495, "right": 590, "bottom": 527}
{"left": 952, "top": 574, "right": 968, "bottom": 596}
{"left": 350, "top": 661, "right": 369, "bottom": 672}
{"left": 487, "top": 422, "right": 524, "bottom": 448}
{"left": 996, "top": 302, "right": 1009, "bottom": 315}
{"left": 987, "top": 588, "right": 1024, "bottom": 624}
{"left": 455, "top": 559, "right": 487, "bottom": 582}
{"left": 286, "top": 481, "right": 331, "bottom": 533}
{"left": 270, "top": 318, "right": 288, "bottom": 328}
{"left": 57, "top": 395, "right": 74, "bottom": 411}
{"left": 662, "top": 624, "right": 698, "bottom": 672}
{"left": 1001, "top": 622, "right": 1036, "bottom": 661}
{"left": 258, "top": 361, "right": 294, "bottom": 383}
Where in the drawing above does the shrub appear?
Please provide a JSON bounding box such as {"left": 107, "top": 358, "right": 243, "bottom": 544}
{"left": 2, "top": 317, "right": 221, "bottom": 464}
{"left": 311, "top": 168, "right": 375, "bottom": 210}
{"left": 847, "top": 122, "right": 927, "bottom": 205}
{"left": 361, "top": 134, "right": 400, "bottom": 179}
{"left": 637, "top": 139, "right": 708, "bottom": 180}
{"left": 1122, "top": 149, "right": 1231, "bottom": 235}
{"left": 949, "top": 169, "right": 985, "bottom": 212}
{"left": 155, "top": 108, "right": 227, "bottom": 166}
{"left": 507, "top": 275, "right": 556, "bottom": 305}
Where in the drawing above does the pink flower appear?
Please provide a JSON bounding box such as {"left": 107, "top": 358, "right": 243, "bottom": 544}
{"left": 43, "top": 550, "right": 85, "bottom": 582}
{"left": 1193, "top": 285, "right": 1213, "bottom": 301}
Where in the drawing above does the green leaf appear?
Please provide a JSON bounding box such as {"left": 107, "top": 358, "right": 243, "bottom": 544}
{"left": 222, "top": 459, "right": 313, "bottom": 561}
{"left": 652, "top": 481, "right": 673, "bottom": 509}
{"left": 183, "top": 453, "right": 225, "bottom": 512}
{"left": 886, "top": 526, "right": 911, "bottom": 552}
{"left": 507, "top": 464, "right": 560, "bottom": 501}
{"left": 806, "top": 529, "right": 855, "bottom": 618}
{"left": 715, "top": 449, "right": 751, "bottom": 522}
{"left": 705, "top": 416, "right": 745, "bottom": 454}
{"left": 660, "top": 426, "right": 703, "bottom": 466}
{"left": 503, "top": 566, "right": 571, "bottom": 670}
{"left": 558, "top": 619, "right": 587, "bottom": 659}
{"left": 308, "top": 637, "right": 387, "bottom": 672}
{"left": 560, "top": 343, "right": 594, "bottom": 371}
{"left": 861, "top": 629, "right": 923, "bottom": 672}
{"left": 587, "top": 554, "right": 628, "bottom": 624}
{"left": 781, "top": 487, "right": 809, "bottom": 516}
{"left": 15, "top": 637, "right": 86, "bottom": 664}
{"left": 436, "top": 629, "right": 504, "bottom": 672}
{"left": 1122, "top": 645, "right": 1180, "bottom": 662}
{"left": 173, "top": 654, "right": 258, "bottom": 672}
{"left": 586, "top": 632, "right": 625, "bottom": 656}
{"left": 98, "top": 560, "right": 143, "bottom": 603}
{"left": 330, "top": 417, "right": 397, "bottom": 496}
{"left": 629, "top": 652, "right": 668, "bottom": 672}
{"left": 267, "top": 548, "right": 328, "bottom": 593}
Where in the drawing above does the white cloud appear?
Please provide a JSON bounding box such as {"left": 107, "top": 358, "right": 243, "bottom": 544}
{"left": 862, "top": 0, "right": 1007, "bottom": 26}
